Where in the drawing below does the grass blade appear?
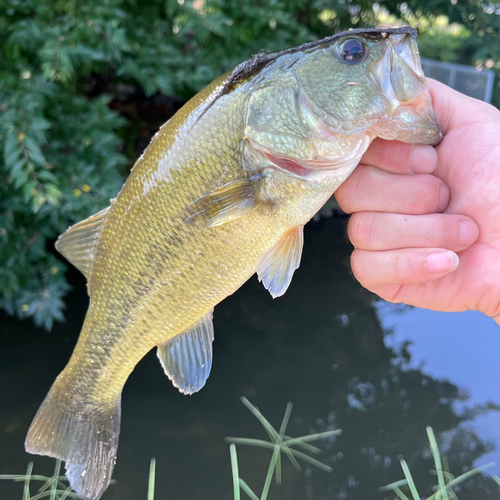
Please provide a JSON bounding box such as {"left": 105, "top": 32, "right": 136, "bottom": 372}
{"left": 240, "top": 398, "right": 277, "bottom": 440}
{"left": 426, "top": 463, "right": 495, "bottom": 500}
{"left": 426, "top": 427, "right": 446, "bottom": 500}
{"left": 379, "top": 479, "right": 409, "bottom": 492}
{"left": 275, "top": 402, "right": 292, "bottom": 486}
{"left": 260, "top": 444, "right": 280, "bottom": 500}
{"left": 23, "top": 462, "right": 33, "bottom": 500}
{"left": 225, "top": 437, "right": 285, "bottom": 449}
{"left": 37, "top": 461, "right": 61, "bottom": 495}
{"left": 400, "top": 459, "right": 420, "bottom": 500}
{"left": 275, "top": 448, "right": 282, "bottom": 486}
{"left": 240, "top": 398, "right": 301, "bottom": 471}
{"left": 225, "top": 437, "right": 333, "bottom": 473}
{"left": 0, "top": 473, "right": 68, "bottom": 491}
{"left": 230, "top": 445, "right": 240, "bottom": 500}
{"left": 49, "top": 460, "right": 61, "bottom": 500}
{"left": 391, "top": 486, "right": 412, "bottom": 500}
{"left": 60, "top": 486, "right": 75, "bottom": 500}
{"left": 284, "top": 448, "right": 332, "bottom": 472}
{"left": 283, "top": 435, "right": 322, "bottom": 455}
{"left": 278, "top": 403, "right": 293, "bottom": 437}
{"left": 239, "top": 479, "right": 260, "bottom": 500}
{"left": 30, "top": 490, "right": 82, "bottom": 500}
{"left": 148, "top": 458, "right": 156, "bottom": 500}
{"left": 284, "top": 430, "right": 342, "bottom": 447}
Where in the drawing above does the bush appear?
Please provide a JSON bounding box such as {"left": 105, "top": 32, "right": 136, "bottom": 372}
{"left": 1, "top": 0, "right": 498, "bottom": 328}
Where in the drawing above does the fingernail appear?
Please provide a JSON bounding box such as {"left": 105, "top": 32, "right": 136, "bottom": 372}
{"left": 459, "top": 220, "right": 479, "bottom": 247}
{"left": 410, "top": 145, "right": 438, "bottom": 174}
{"left": 426, "top": 251, "right": 459, "bottom": 274}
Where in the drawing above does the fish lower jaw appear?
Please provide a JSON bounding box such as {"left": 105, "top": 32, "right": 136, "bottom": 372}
{"left": 376, "top": 92, "right": 443, "bottom": 145}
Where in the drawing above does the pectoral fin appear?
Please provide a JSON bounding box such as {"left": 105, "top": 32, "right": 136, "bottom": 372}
{"left": 257, "top": 226, "right": 304, "bottom": 298}
{"left": 157, "top": 311, "right": 215, "bottom": 395}
{"left": 55, "top": 207, "right": 109, "bottom": 279}
{"left": 183, "top": 175, "right": 262, "bottom": 227}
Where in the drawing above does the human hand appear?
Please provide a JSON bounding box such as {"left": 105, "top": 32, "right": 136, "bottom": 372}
{"left": 335, "top": 79, "right": 500, "bottom": 323}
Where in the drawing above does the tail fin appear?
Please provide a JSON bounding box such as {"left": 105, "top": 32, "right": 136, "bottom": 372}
{"left": 25, "top": 384, "right": 121, "bottom": 500}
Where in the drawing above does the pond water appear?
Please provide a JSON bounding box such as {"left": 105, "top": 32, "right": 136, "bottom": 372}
{"left": 1, "top": 218, "right": 499, "bottom": 500}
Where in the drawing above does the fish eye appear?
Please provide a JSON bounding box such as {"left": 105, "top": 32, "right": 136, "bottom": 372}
{"left": 338, "top": 39, "right": 367, "bottom": 64}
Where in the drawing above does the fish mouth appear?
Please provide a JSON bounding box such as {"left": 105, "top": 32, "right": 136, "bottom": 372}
{"left": 392, "top": 94, "right": 444, "bottom": 145}
{"left": 374, "top": 91, "right": 444, "bottom": 146}
{"left": 369, "top": 33, "right": 443, "bottom": 145}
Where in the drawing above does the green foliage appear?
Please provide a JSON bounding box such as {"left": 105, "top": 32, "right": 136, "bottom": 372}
{"left": 1, "top": 0, "right": 499, "bottom": 328}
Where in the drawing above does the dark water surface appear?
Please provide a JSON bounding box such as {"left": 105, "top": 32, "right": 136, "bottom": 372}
{"left": 1, "top": 219, "right": 499, "bottom": 500}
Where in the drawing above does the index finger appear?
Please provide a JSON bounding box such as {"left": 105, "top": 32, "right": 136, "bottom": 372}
{"left": 427, "top": 78, "right": 496, "bottom": 135}
{"left": 360, "top": 138, "right": 438, "bottom": 175}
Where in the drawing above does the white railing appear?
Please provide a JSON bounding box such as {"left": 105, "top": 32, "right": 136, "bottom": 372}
{"left": 421, "top": 58, "right": 495, "bottom": 103}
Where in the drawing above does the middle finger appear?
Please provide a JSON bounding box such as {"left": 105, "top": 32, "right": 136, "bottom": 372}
{"left": 335, "top": 164, "right": 449, "bottom": 214}
{"left": 348, "top": 212, "right": 479, "bottom": 252}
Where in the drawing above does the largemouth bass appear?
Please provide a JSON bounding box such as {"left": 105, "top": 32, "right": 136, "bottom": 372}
{"left": 26, "top": 27, "right": 442, "bottom": 500}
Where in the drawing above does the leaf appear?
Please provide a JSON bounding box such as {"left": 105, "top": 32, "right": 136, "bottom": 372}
{"left": 44, "top": 183, "right": 62, "bottom": 206}
{"left": 12, "top": 168, "right": 29, "bottom": 190}
{"left": 3, "top": 129, "right": 19, "bottom": 159}
{"left": 36, "top": 170, "right": 58, "bottom": 182}
{"left": 3, "top": 128, "right": 23, "bottom": 169}
{"left": 31, "top": 191, "right": 47, "bottom": 213}
{"left": 22, "top": 180, "right": 37, "bottom": 203}
{"left": 23, "top": 136, "right": 46, "bottom": 167}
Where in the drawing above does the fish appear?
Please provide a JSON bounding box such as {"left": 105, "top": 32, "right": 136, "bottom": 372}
{"left": 25, "top": 26, "right": 442, "bottom": 500}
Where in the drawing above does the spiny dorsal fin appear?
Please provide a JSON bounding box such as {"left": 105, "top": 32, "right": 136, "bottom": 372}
{"left": 183, "top": 174, "right": 263, "bottom": 227}
{"left": 55, "top": 207, "right": 109, "bottom": 279}
{"left": 257, "top": 225, "right": 304, "bottom": 298}
{"left": 157, "top": 311, "right": 214, "bottom": 395}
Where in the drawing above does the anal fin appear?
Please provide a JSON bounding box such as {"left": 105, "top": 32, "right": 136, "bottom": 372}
{"left": 55, "top": 207, "right": 109, "bottom": 279}
{"left": 157, "top": 311, "right": 215, "bottom": 395}
{"left": 257, "top": 226, "right": 304, "bottom": 298}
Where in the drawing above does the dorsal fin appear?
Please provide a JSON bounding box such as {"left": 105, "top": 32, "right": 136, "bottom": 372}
{"left": 55, "top": 207, "right": 109, "bottom": 279}
{"left": 157, "top": 311, "right": 214, "bottom": 395}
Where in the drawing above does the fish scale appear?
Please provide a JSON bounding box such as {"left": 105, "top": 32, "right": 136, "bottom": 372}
{"left": 64, "top": 83, "right": 298, "bottom": 397}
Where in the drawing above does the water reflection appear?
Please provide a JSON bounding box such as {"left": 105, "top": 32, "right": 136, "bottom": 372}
{"left": 1, "top": 219, "right": 498, "bottom": 499}
{"left": 378, "top": 304, "right": 500, "bottom": 478}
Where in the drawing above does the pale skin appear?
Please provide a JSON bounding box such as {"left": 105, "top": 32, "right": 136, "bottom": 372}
{"left": 335, "top": 79, "right": 500, "bottom": 326}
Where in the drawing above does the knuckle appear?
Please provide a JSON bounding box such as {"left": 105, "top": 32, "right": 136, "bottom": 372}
{"left": 376, "top": 284, "right": 404, "bottom": 303}
{"left": 350, "top": 250, "right": 366, "bottom": 284}
{"left": 384, "top": 142, "right": 410, "bottom": 171}
{"left": 335, "top": 169, "right": 363, "bottom": 213}
{"left": 347, "top": 213, "right": 366, "bottom": 248}
{"left": 334, "top": 189, "right": 349, "bottom": 213}
{"left": 391, "top": 251, "right": 414, "bottom": 283}
{"left": 409, "top": 175, "right": 442, "bottom": 213}
{"left": 391, "top": 253, "right": 405, "bottom": 281}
